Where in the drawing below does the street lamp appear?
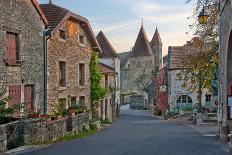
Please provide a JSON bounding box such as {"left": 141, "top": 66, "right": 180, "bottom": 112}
{"left": 198, "top": 6, "right": 209, "bottom": 25}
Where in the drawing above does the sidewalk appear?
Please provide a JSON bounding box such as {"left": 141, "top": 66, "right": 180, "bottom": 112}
{"left": 170, "top": 116, "right": 218, "bottom": 137}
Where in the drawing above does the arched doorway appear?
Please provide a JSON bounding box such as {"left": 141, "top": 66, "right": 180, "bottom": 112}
{"left": 176, "top": 95, "right": 193, "bottom": 110}
{"left": 227, "top": 31, "right": 232, "bottom": 96}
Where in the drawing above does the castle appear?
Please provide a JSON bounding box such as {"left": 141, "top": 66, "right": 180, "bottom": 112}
{"left": 120, "top": 25, "right": 162, "bottom": 108}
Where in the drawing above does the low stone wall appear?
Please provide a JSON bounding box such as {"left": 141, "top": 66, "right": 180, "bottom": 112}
{"left": 0, "top": 113, "right": 89, "bottom": 152}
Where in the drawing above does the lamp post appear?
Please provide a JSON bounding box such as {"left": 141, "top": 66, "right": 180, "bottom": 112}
{"left": 43, "top": 25, "right": 51, "bottom": 114}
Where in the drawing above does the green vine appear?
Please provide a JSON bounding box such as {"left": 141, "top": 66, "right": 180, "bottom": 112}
{"left": 89, "top": 49, "right": 106, "bottom": 116}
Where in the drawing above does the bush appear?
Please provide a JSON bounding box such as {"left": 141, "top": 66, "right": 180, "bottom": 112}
{"left": 154, "top": 107, "right": 162, "bottom": 116}
{"left": 0, "top": 96, "right": 18, "bottom": 124}
{"left": 101, "top": 118, "right": 111, "bottom": 124}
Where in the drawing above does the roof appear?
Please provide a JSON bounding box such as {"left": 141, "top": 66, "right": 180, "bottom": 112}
{"left": 151, "top": 28, "right": 162, "bottom": 46}
{"left": 39, "top": 2, "right": 68, "bottom": 29}
{"left": 168, "top": 40, "right": 198, "bottom": 69}
{"left": 98, "top": 62, "right": 115, "bottom": 74}
{"left": 96, "top": 31, "right": 120, "bottom": 58}
{"left": 39, "top": 2, "right": 99, "bottom": 48}
{"left": 31, "top": 0, "right": 48, "bottom": 24}
{"left": 132, "top": 26, "right": 153, "bottom": 57}
{"left": 118, "top": 51, "right": 132, "bottom": 68}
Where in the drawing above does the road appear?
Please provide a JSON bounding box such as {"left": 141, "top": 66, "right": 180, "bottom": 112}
{"left": 17, "top": 110, "right": 229, "bottom": 155}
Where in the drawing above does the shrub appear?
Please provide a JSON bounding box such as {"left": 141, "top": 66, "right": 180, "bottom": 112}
{"left": 154, "top": 107, "right": 162, "bottom": 116}
{"left": 101, "top": 118, "right": 111, "bottom": 124}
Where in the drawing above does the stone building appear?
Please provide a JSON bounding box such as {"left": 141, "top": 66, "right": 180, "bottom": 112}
{"left": 40, "top": 2, "right": 99, "bottom": 114}
{"left": 98, "top": 62, "right": 116, "bottom": 122}
{"left": 96, "top": 31, "right": 121, "bottom": 120}
{"left": 168, "top": 39, "right": 214, "bottom": 112}
{"left": 219, "top": 0, "right": 232, "bottom": 142}
{"left": 120, "top": 26, "right": 162, "bottom": 108}
{"left": 0, "top": 0, "right": 48, "bottom": 116}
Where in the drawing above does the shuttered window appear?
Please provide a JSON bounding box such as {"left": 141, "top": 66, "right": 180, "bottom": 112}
{"left": 105, "top": 75, "right": 109, "bottom": 89}
{"left": 79, "top": 64, "right": 85, "bottom": 86}
{"left": 59, "top": 61, "right": 66, "bottom": 87}
{"left": 8, "top": 85, "right": 21, "bottom": 117}
{"left": 79, "top": 96, "right": 85, "bottom": 105}
{"left": 6, "top": 32, "right": 19, "bottom": 64}
{"left": 24, "top": 85, "right": 34, "bottom": 111}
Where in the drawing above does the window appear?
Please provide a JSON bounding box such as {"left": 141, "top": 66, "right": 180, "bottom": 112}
{"left": 71, "top": 97, "right": 77, "bottom": 106}
{"left": 205, "top": 94, "right": 211, "bottom": 102}
{"left": 58, "top": 98, "right": 66, "bottom": 110}
{"left": 78, "top": 35, "right": 85, "bottom": 45}
{"left": 79, "top": 63, "right": 85, "bottom": 86}
{"left": 79, "top": 96, "right": 85, "bottom": 105}
{"left": 59, "top": 61, "right": 66, "bottom": 87}
{"left": 59, "top": 30, "right": 66, "bottom": 40}
{"left": 24, "top": 85, "right": 34, "bottom": 111}
{"left": 105, "top": 75, "right": 109, "bottom": 89}
{"left": 176, "top": 95, "right": 192, "bottom": 104}
{"left": 8, "top": 85, "right": 21, "bottom": 117}
{"left": 6, "top": 32, "right": 19, "bottom": 64}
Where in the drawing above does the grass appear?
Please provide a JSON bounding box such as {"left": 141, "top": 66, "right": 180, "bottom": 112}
{"left": 28, "top": 129, "right": 97, "bottom": 146}
{"left": 58, "top": 129, "right": 96, "bottom": 142}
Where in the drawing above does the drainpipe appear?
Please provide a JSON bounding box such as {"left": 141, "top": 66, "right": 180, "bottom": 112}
{"left": 43, "top": 25, "right": 51, "bottom": 114}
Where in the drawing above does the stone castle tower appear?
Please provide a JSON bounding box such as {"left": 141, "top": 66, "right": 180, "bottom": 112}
{"left": 120, "top": 25, "right": 163, "bottom": 107}
{"left": 150, "top": 28, "right": 163, "bottom": 70}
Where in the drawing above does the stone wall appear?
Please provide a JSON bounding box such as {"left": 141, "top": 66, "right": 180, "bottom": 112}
{"left": 0, "top": 0, "right": 45, "bottom": 112}
{"left": 0, "top": 113, "right": 89, "bottom": 152}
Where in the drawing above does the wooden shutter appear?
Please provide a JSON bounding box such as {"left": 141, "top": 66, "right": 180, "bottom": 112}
{"left": 8, "top": 85, "right": 21, "bottom": 117}
{"left": 6, "top": 33, "right": 17, "bottom": 64}
{"left": 24, "top": 85, "right": 34, "bottom": 111}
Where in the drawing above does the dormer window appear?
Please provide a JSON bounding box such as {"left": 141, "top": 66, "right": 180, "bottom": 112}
{"left": 78, "top": 35, "right": 85, "bottom": 45}
{"left": 59, "top": 30, "right": 66, "bottom": 40}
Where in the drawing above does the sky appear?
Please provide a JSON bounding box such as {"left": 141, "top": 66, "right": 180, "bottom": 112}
{"left": 38, "top": 0, "right": 195, "bottom": 56}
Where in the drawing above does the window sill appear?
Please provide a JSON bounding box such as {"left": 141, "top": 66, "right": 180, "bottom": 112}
{"left": 58, "top": 86, "right": 67, "bottom": 91}
{"left": 79, "top": 43, "right": 86, "bottom": 48}
{"left": 4, "top": 59, "right": 23, "bottom": 66}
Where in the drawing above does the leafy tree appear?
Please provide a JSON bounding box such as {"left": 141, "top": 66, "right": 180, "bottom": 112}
{"left": 89, "top": 49, "right": 106, "bottom": 117}
{"left": 176, "top": 0, "right": 219, "bottom": 112}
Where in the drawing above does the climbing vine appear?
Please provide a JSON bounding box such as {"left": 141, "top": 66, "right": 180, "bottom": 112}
{"left": 89, "top": 49, "right": 106, "bottom": 111}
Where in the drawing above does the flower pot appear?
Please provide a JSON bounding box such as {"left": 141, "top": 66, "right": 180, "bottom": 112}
{"left": 28, "top": 114, "right": 41, "bottom": 118}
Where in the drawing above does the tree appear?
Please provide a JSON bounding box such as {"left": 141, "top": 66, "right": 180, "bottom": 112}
{"left": 176, "top": 0, "right": 219, "bottom": 112}
{"left": 89, "top": 49, "right": 106, "bottom": 117}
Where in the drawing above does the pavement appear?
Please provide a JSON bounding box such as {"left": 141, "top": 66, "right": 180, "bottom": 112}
{"left": 7, "top": 110, "right": 230, "bottom": 155}
{"left": 170, "top": 115, "right": 219, "bottom": 137}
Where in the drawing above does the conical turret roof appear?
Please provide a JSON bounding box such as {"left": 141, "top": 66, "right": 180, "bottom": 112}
{"left": 132, "top": 26, "right": 153, "bottom": 57}
{"left": 151, "top": 28, "right": 162, "bottom": 46}
{"left": 96, "top": 31, "right": 119, "bottom": 58}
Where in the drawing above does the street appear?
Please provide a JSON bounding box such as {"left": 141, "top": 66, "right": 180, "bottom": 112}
{"left": 18, "top": 110, "right": 229, "bottom": 155}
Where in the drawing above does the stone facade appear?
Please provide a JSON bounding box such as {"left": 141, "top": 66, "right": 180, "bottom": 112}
{"left": 219, "top": 0, "right": 232, "bottom": 141}
{"left": 168, "top": 40, "right": 214, "bottom": 112}
{"left": 46, "top": 19, "right": 93, "bottom": 114}
{"left": 0, "top": 0, "right": 46, "bottom": 114}
{"left": 40, "top": 3, "right": 98, "bottom": 114}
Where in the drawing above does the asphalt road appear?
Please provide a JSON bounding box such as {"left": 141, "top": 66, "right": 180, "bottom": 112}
{"left": 18, "top": 110, "right": 229, "bottom": 155}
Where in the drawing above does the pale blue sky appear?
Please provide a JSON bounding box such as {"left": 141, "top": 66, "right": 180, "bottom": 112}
{"left": 38, "top": 0, "right": 195, "bottom": 56}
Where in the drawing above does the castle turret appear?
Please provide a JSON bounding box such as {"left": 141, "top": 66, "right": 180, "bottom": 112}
{"left": 132, "top": 25, "right": 153, "bottom": 57}
{"left": 150, "top": 28, "right": 162, "bottom": 69}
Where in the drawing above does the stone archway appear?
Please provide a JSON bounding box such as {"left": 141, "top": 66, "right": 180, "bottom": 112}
{"left": 227, "top": 31, "right": 232, "bottom": 96}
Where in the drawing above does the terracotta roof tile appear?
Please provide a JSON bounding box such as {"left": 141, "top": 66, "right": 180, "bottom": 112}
{"left": 151, "top": 28, "right": 162, "bottom": 46}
